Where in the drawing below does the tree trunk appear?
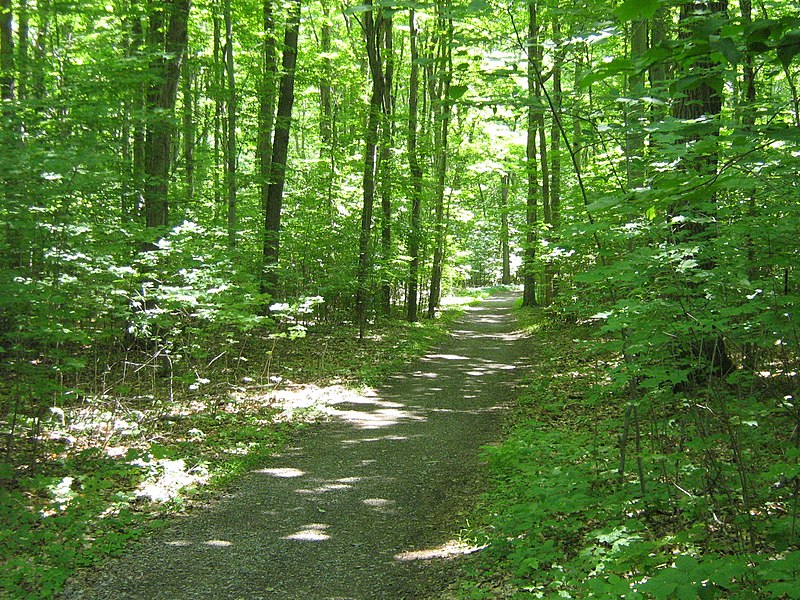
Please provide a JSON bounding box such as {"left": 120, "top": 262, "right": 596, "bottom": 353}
{"left": 500, "top": 173, "right": 511, "bottom": 285}
{"left": 181, "top": 58, "right": 195, "bottom": 207}
{"left": 258, "top": 0, "right": 277, "bottom": 219}
{"left": 261, "top": 0, "right": 301, "bottom": 299}
{"left": 318, "top": 0, "right": 334, "bottom": 209}
{"left": 213, "top": 11, "right": 223, "bottom": 217}
{"left": 426, "top": 8, "right": 452, "bottom": 319}
{"left": 0, "top": 0, "right": 14, "bottom": 102}
{"left": 626, "top": 18, "right": 647, "bottom": 189}
{"left": 379, "top": 17, "right": 394, "bottom": 318}
{"left": 406, "top": 8, "right": 423, "bottom": 323}
{"left": 224, "top": 0, "right": 237, "bottom": 248}
{"left": 672, "top": 1, "right": 734, "bottom": 378}
{"left": 143, "top": 0, "right": 191, "bottom": 231}
{"left": 17, "top": 0, "right": 28, "bottom": 102}
{"left": 522, "top": 0, "right": 539, "bottom": 308}
{"left": 546, "top": 30, "right": 562, "bottom": 305}
{"left": 355, "top": 0, "right": 385, "bottom": 336}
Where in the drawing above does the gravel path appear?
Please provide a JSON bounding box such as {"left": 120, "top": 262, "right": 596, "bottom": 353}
{"left": 60, "top": 293, "right": 531, "bottom": 599}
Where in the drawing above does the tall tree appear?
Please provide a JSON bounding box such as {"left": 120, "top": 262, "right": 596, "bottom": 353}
{"left": 224, "top": 0, "right": 237, "bottom": 247}
{"left": 258, "top": 0, "right": 277, "bottom": 224}
{"left": 500, "top": 173, "right": 511, "bottom": 285}
{"left": 671, "top": 0, "right": 733, "bottom": 376}
{"left": 379, "top": 15, "right": 395, "bottom": 317}
{"left": 426, "top": 3, "right": 453, "bottom": 319}
{"left": 143, "top": 0, "right": 191, "bottom": 231}
{"left": 0, "top": 0, "right": 13, "bottom": 102}
{"left": 545, "top": 21, "right": 563, "bottom": 306}
{"left": 405, "top": 7, "right": 423, "bottom": 322}
{"left": 262, "top": 0, "right": 301, "bottom": 299}
{"left": 355, "top": 0, "right": 386, "bottom": 335}
{"left": 522, "top": 0, "right": 540, "bottom": 307}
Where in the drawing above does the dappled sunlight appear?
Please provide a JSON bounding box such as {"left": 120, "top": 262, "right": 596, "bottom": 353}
{"left": 256, "top": 467, "right": 306, "bottom": 478}
{"left": 332, "top": 406, "right": 427, "bottom": 429}
{"left": 296, "top": 482, "right": 352, "bottom": 494}
{"left": 363, "top": 498, "right": 396, "bottom": 511}
{"left": 296, "top": 478, "right": 357, "bottom": 495}
{"left": 204, "top": 539, "right": 233, "bottom": 547}
{"left": 283, "top": 523, "right": 330, "bottom": 542}
{"left": 426, "top": 353, "right": 471, "bottom": 361}
{"left": 394, "top": 540, "right": 487, "bottom": 561}
{"left": 341, "top": 434, "right": 412, "bottom": 445}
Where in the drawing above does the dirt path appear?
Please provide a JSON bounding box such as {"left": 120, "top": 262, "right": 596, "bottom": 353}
{"left": 61, "top": 293, "right": 530, "bottom": 599}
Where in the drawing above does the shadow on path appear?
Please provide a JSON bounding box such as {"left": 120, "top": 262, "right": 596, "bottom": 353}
{"left": 60, "top": 293, "right": 531, "bottom": 600}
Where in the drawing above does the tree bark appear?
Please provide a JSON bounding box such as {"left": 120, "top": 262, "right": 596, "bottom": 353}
{"left": 0, "top": 0, "right": 14, "bottom": 102}
{"left": 258, "top": 0, "right": 277, "bottom": 219}
{"left": 500, "top": 173, "right": 511, "bottom": 285}
{"left": 181, "top": 58, "right": 195, "bottom": 208}
{"left": 522, "top": 0, "right": 539, "bottom": 308}
{"left": 406, "top": 8, "right": 423, "bottom": 323}
{"left": 224, "top": 0, "right": 237, "bottom": 248}
{"left": 379, "top": 16, "right": 394, "bottom": 318}
{"left": 143, "top": 0, "right": 191, "bottom": 231}
{"left": 355, "top": 0, "right": 385, "bottom": 336}
{"left": 546, "top": 30, "right": 563, "bottom": 305}
{"left": 426, "top": 6, "right": 452, "bottom": 319}
{"left": 17, "top": 0, "right": 28, "bottom": 102}
{"left": 672, "top": 1, "right": 734, "bottom": 378}
{"left": 626, "top": 18, "right": 647, "bottom": 189}
{"left": 262, "top": 0, "right": 301, "bottom": 299}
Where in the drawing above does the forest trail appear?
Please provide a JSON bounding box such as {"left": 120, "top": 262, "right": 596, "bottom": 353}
{"left": 60, "top": 293, "right": 532, "bottom": 599}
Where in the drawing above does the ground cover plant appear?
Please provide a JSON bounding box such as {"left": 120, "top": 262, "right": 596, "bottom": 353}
{"left": 0, "top": 302, "right": 461, "bottom": 599}
{"left": 457, "top": 305, "right": 800, "bottom": 599}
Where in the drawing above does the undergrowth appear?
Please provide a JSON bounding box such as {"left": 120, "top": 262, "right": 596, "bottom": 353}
{"left": 458, "top": 307, "right": 800, "bottom": 599}
{"left": 0, "top": 306, "right": 460, "bottom": 599}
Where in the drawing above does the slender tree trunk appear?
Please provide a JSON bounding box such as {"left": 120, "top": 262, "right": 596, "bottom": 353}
{"left": 213, "top": 12, "right": 223, "bottom": 217}
{"left": 500, "top": 173, "right": 511, "bottom": 285}
{"left": 143, "top": 0, "right": 191, "bottom": 231}
{"left": 224, "top": 0, "right": 237, "bottom": 247}
{"left": 626, "top": 18, "right": 647, "bottom": 189}
{"left": 17, "top": 0, "right": 28, "bottom": 102}
{"left": 318, "top": 0, "right": 335, "bottom": 210}
{"left": 522, "top": 0, "right": 539, "bottom": 307}
{"left": 258, "top": 0, "right": 277, "bottom": 219}
{"left": 127, "top": 0, "right": 145, "bottom": 220}
{"left": 546, "top": 32, "right": 562, "bottom": 305}
{"left": 426, "top": 7, "right": 452, "bottom": 319}
{"left": 181, "top": 58, "right": 195, "bottom": 208}
{"left": 262, "top": 0, "right": 301, "bottom": 299}
{"left": 406, "top": 8, "right": 423, "bottom": 323}
{"left": 0, "top": 0, "right": 14, "bottom": 102}
{"left": 356, "top": 0, "right": 385, "bottom": 336}
{"left": 379, "top": 18, "right": 394, "bottom": 318}
{"left": 672, "top": 1, "right": 734, "bottom": 377}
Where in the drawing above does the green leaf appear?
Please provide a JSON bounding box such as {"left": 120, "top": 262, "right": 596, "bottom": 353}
{"left": 614, "top": 0, "right": 659, "bottom": 22}
{"left": 710, "top": 36, "right": 741, "bottom": 65}
{"left": 777, "top": 30, "right": 800, "bottom": 69}
{"left": 580, "top": 58, "right": 632, "bottom": 88}
{"left": 0, "top": 462, "right": 14, "bottom": 480}
{"left": 448, "top": 84, "right": 469, "bottom": 100}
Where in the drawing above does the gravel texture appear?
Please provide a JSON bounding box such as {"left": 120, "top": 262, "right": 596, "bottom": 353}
{"left": 59, "top": 293, "right": 530, "bottom": 599}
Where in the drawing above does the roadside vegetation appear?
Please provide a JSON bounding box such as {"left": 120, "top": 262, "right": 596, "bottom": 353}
{"left": 458, "top": 304, "right": 800, "bottom": 599}
{"left": 0, "top": 302, "right": 463, "bottom": 599}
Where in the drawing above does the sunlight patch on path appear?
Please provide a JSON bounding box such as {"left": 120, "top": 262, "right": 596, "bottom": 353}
{"left": 394, "top": 540, "right": 487, "bottom": 561}
{"left": 284, "top": 524, "right": 330, "bottom": 542}
{"left": 256, "top": 467, "right": 306, "bottom": 478}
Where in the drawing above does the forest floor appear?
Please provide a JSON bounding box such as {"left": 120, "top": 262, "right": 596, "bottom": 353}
{"left": 57, "top": 292, "right": 534, "bottom": 599}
